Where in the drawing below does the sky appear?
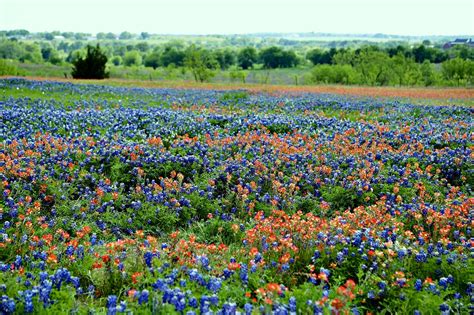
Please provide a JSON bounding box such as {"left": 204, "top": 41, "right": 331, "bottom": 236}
{"left": 1, "top": 0, "right": 473, "bottom": 36}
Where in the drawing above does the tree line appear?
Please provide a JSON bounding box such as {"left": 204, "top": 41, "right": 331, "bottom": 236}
{"left": 0, "top": 37, "right": 472, "bottom": 86}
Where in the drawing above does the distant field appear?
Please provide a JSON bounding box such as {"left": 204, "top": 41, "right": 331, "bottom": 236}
{"left": 4, "top": 75, "right": 473, "bottom": 104}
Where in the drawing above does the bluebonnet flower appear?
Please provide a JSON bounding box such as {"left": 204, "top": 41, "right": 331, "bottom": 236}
{"left": 138, "top": 290, "right": 149, "bottom": 305}
{"left": 106, "top": 295, "right": 117, "bottom": 315}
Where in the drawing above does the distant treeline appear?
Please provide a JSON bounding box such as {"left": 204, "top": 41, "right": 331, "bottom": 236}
{"left": 0, "top": 34, "right": 473, "bottom": 86}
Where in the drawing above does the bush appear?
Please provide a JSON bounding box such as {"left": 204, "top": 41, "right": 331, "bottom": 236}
{"left": 185, "top": 46, "right": 219, "bottom": 82}
{"left": 310, "top": 64, "right": 359, "bottom": 84}
{"left": 144, "top": 52, "right": 161, "bottom": 69}
{"left": 111, "top": 55, "right": 122, "bottom": 66}
{"left": 71, "top": 44, "right": 109, "bottom": 79}
{"left": 441, "top": 57, "right": 474, "bottom": 86}
{"left": 238, "top": 47, "right": 258, "bottom": 70}
{"left": 260, "top": 46, "right": 298, "bottom": 69}
{"left": 0, "top": 59, "right": 24, "bottom": 76}
{"left": 123, "top": 50, "right": 142, "bottom": 67}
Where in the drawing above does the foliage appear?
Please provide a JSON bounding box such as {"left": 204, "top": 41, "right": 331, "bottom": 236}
{"left": 160, "top": 46, "right": 186, "bottom": 67}
{"left": 111, "top": 55, "right": 122, "bottom": 66}
{"left": 71, "top": 44, "right": 109, "bottom": 79}
{"left": 260, "top": 46, "right": 299, "bottom": 69}
{"left": 123, "top": 50, "right": 143, "bottom": 67}
{"left": 237, "top": 47, "right": 258, "bottom": 70}
{"left": 441, "top": 57, "right": 474, "bottom": 86}
{"left": 144, "top": 52, "right": 161, "bottom": 69}
{"left": 310, "top": 64, "right": 359, "bottom": 84}
{"left": 306, "top": 48, "right": 337, "bottom": 65}
{"left": 0, "top": 59, "right": 24, "bottom": 75}
{"left": 214, "top": 49, "right": 236, "bottom": 70}
{"left": 184, "top": 45, "right": 219, "bottom": 82}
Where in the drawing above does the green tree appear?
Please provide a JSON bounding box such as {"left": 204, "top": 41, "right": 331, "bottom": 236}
{"left": 185, "top": 46, "right": 219, "bottom": 82}
{"left": 160, "top": 47, "right": 186, "bottom": 67}
{"left": 420, "top": 60, "right": 438, "bottom": 86}
{"left": 441, "top": 57, "right": 474, "bottom": 86}
{"left": 237, "top": 47, "right": 258, "bottom": 70}
{"left": 105, "top": 32, "right": 117, "bottom": 40}
{"left": 391, "top": 53, "right": 421, "bottom": 86}
{"left": 96, "top": 32, "right": 106, "bottom": 40}
{"left": 111, "top": 55, "right": 122, "bottom": 66}
{"left": 119, "top": 31, "right": 133, "bottom": 40}
{"left": 71, "top": 44, "right": 109, "bottom": 79}
{"left": 66, "top": 49, "right": 84, "bottom": 63}
{"left": 306, "top": 48, "right": 336, "bottom": 65}
{"left": 452, "top": 45, "right": 474, "bottom": 60}
{"left": 354, "top": 49, "right": 392, "bottom": 86}
{"left": 0, "top": 59, "right": 24, "bottom": 75}
{"left": 332, "top": 49, "right": 356, "bottom": 66}
{"left": 144, "top": 52, "right": 161, "bottom": 69}
{"left": 0, "top": 39, "right": 25, "bottom": 59}
{"left": 260, "top": 46, "right": 298, "bottom": 69}
{"left": 20, "top": 43, "right": 42, "bottom": 63}
{"left": 44, "top": 33, "right": 54, "bottom": 40}
{"left": 135, "top": 42, "right": 150, "bottom": 52}
{"left": 123, "top": 50, "right": 142, "bottom": 66}
{"left": 229, "top": 69, "right": 248, "bottom": 83}
{"left": 48, "top": 50, "right": 63, "bottom": 65}
{"left": 310, "top": 64, "right": 359, "bottom": 84}
{"left": 214, "top": 49, "right": 236, "bottom": 70}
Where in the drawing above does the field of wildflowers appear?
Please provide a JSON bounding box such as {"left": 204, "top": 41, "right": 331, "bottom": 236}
{"left": 0, "top": 78, "right": 472, "bottom": 314}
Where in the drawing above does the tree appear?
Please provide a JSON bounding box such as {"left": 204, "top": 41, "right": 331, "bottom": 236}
{"left": 441, "top": 58, "right": 474, "bottom": 86}
{"left": 391, "top": 53, "right": 421, "bottom": 86}
{"left": 135, "top": 42, "right": 149, "bottom": 52}
{"left": 214, "top": 49, "right": 236, "bottom": 70}
{"left": 123, "top": 50, "right": 142, "bottom": 66}
{"left": 185, "top": 46, "right": 219, "bottom": 82}
{"left": 119, "top": 31, "right": 133, "bottom": 40}
{"left": 238, "top": 47, "right": 258, "bottom": 69}
{"left": 0, "top": 39, "right": 25, "bottom": 59}
{"left": 144, "top": 52, "right": 161, "bottom": 69}
{"left": 306, "top": 48, "right": 336, "bottom": 65}
{"left": 420, "top": 60, "right": 438, "bottom": 86}
{"left": 71, "top": 44, "right": 109, "bottom": 79}
{"left": 41, "top": 46, "right": 53, "bottom": 61}
{"left": 105, "top": 32, "right": 117, "bottom": 40}
{"left": 332, "top": 49, "right": 356, "bottom": 66}
{"left": 229, "top": 69, "right": 248, "bottom": 83}
{"left": 260, "top": 46, "right": 298, "bottom": 69}
{"left": 452, "top": 45, "right": 474, "bottom": 60}
{"left": 66, "top": 49, "right": 84, "bottom": 63}
{"left": 160, "top": 47, "right": 185, "bottom": 67}
{"left": 140, "top": 32, "right": 150, "bottom": 40}
{"left": 96, "top": 32, "right": 106, "bottom": 40}
{"left": 354, "top": 49, "right": 393, "bottom": 86}
{"left": 20, "top": 43, "right": 42, "bottom": 63}
{"left": 111, "top": 55, "right": 122, "bottom": 66}
{"left": 310, "top": 64, "right": 359, "bottom": 84}
{"left": 48, "top": 50, "right": 63, "bottom": 65}
{"left": 44, "top": 33, "right": 54, "bottom": 41}
{"left": 0, "top": 59, "right": 23, "bottom": 76}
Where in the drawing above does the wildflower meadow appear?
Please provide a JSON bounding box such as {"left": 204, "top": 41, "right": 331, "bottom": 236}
{"left": 0, "top": 78, "right": 472, "bottom": 314}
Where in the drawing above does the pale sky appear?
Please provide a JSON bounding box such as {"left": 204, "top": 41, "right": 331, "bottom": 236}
{"left": 1, "top": 0, "right": 473, "bottom": 36}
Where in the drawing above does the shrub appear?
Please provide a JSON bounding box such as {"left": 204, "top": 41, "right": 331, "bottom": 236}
{"left": 0, "top": 59, "right": 24, "bottom": 76}
{"left": 310, "top": 64, "right": 359, "bottom": 84}
{"left": 123, "top": 50, "right": 143, "bottom": 67}
{"left": 111, "top": 55, "right": 122, "bottom": 66}
{"left": 71, "top": 44, "right": 109, "bottom": 79}
{"left": 441, "top": 57, "right": 474, "bottom": 86}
